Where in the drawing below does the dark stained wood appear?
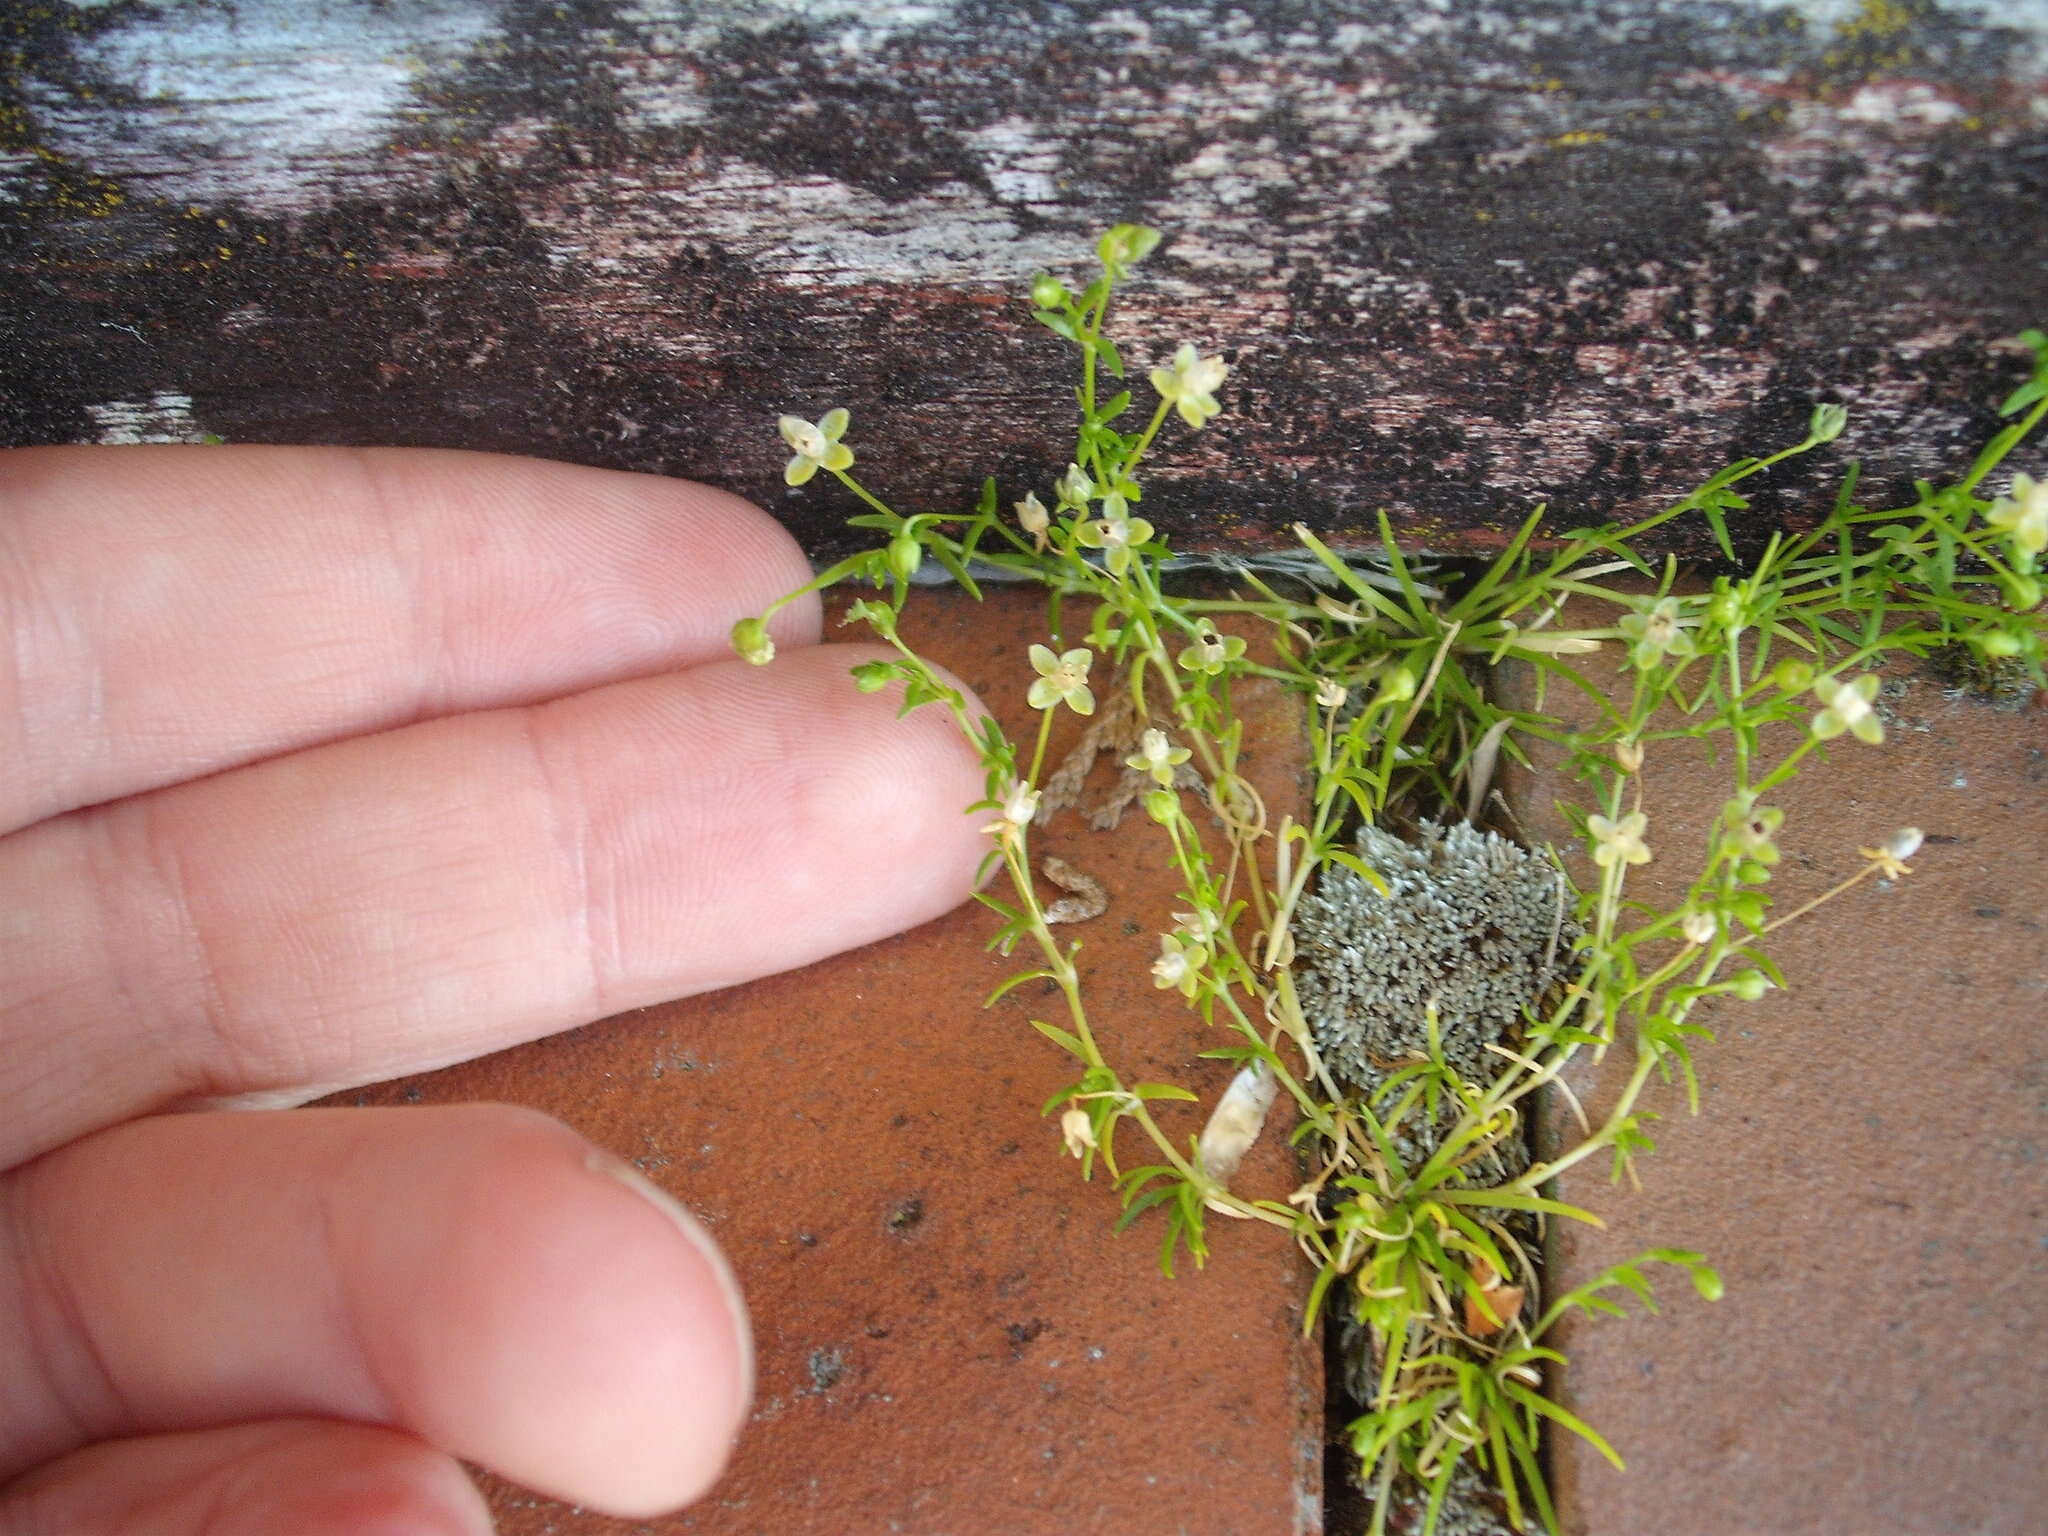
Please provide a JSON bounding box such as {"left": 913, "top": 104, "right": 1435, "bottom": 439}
{"left": 5, "top": 0, "right": 2046, "bottom": 559}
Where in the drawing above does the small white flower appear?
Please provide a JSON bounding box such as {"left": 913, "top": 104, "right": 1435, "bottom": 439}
{"left": 1986, "top": 472, "right": 2048, "bottom": 558}
{"left": 1151, "top": 932, "right": 1208, "bottom": 998}
{"left": 1000, "top": 780, "right": 1039, "bottom": 824}
{"left": 1811, "top": 673, "right": 1884, "bottom": 745}
{"left": 1587, "top": 810, "right": 1651, "bottom": 869}
{"left": 1315, "top": 677, "right": 1349, "bottom": 710}
{"left": 1075, "top": 503, "right": 1155, "bottom": 577}
{"left": 777, "top": 408, "right": 853, "bottom": 486}
{"left": 1681, "top": 910, "right": 1717, "bottom": 946}
{"left": 1723, "top": 798, "right": 1784, "bottom": 866}
{"left": 1027, "top": 644, "right": 1095, "bottom": 715}
{"left": 1178, "top": 620, "right": 1247, "bottom": 676}
{"left": 1172, "top": 905, "right": 1222, "bottom": 945}
{"left": 1057, "top": 462, "right": 1094, "bottom": 509}
{"left": 1125, "top": 728, "right": 1192, "bottom": 788}
{"left": 1614, "top": 739, "right": 1644, "bottom": 775}
{"left": 1059, "top": 1105, "right": 1096, "bottom": 1157}
{"left": 1860, "top": 825, "right": 1924, "bottom": 879}
{"left": 1618, "top": 596, "right": 1695, "bottom": 670}
{"left": 1149, "top": 343, "right": 1229, "bottom": 429}
{"left": 980, "top": 780, "right": 1039, "bottom": 842}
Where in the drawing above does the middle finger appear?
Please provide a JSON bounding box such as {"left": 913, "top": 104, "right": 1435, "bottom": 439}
{"left": 0, "top": 642, "right": 987, "bottom": 1168}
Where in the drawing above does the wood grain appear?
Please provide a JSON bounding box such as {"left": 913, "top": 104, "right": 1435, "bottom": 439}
{"left": 5, "top": 0, "right": 2046, "bottom": 558}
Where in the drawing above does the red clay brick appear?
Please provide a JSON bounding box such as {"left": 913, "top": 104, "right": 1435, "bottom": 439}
{"left": 337, "top": 587, "right": 1323, "bottom": 1535}
{"left": 1510, "top": 657, "right": 2048, "bottom": 1536}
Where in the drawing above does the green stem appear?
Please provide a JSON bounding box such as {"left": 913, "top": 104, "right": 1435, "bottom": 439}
{"left": 828, "top": 467, "right": 907, "bottom": 524}
{"left": 1117, "top": 398, "right": 1176, "bottom": 483}
{"left": 761, "top": 551, "right": 876, "bottom": 620}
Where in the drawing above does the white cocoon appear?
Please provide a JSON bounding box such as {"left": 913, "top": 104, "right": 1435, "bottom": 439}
{"left": 1197, "top": 1062, "right": 1280, "bottom": 1183}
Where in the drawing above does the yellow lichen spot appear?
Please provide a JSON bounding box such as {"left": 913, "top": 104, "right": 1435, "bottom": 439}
{"left": 1475, "top": 209, "right": 1494, "bottom": 223}
{"left": 1962, "top": 115, "right": 1982, "bottom": 131}
{"left": 1549, "top": 129, "right": 1606, "bottom": 148}
{"left": 1840, "top": 0, "right": 1913, "bottom": 41}
{"left": 216, "top": 246, "right": 232, "bottom": 259}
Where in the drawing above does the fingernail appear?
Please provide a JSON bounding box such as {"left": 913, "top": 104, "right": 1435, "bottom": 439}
{"left": 585, "top": 1151, "right": 755, "bottom": 1423}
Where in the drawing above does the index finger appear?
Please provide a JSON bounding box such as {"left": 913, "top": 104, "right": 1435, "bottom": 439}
{"left": 0, "top": 445, "right": 820, "bottom": 836}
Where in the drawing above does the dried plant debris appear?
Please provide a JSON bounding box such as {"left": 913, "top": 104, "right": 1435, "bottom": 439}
{"left": 1039, "top": 855, "right": 1108, "bottom": 924}
{"left": 1291, "top": 820, "right": 1578, "bottom": 1094}
{"left": 1035, "top": 665, "right": 1206, "bottom": 831}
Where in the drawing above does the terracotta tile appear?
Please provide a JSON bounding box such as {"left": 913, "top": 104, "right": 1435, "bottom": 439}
{"left": 1507, "top": 647, "right": 2048, "bottom": 1536}
{"left": 335, "top": 586, "right": 1322, "bottom": 1535}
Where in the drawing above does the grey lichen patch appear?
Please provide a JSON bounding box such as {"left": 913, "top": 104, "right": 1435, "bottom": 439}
{"left": 1924, "top": 640, "right": 2044, "bottom": 712}
{"left": 1291, "top": 819, "right": 1577, "bottom": 1095}
{"left": 806, "top": 1345, "right": 847, "bottom": 1391}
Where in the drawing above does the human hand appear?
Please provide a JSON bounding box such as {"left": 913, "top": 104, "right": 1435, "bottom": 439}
{"left": 0, "top": 447, "right": 988, "bottom": 1532}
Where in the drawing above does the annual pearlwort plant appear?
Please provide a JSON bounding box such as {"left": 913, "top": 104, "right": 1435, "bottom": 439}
{"left": 733, "top": 230, "right": 2047, "bottom": 1534}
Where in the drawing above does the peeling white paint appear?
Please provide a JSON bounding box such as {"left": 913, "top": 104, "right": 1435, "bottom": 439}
{"left": 1838, "top": 82, "right": 1970, "bottom": 129}
{"left": 617, "top": 0, "right": 959, "bottom": 58}
{"left": 39, "top": 0, "right": 503, "bottom": 214}
{"left": 86, "top": 393, "right": 208, "bottom": 444}
{"left": 960, "top": 116, "right": 1063, "bottom": 209}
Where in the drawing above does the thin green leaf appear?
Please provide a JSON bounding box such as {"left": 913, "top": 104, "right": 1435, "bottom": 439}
{"left": 1033, "top": 308, "right": 1080, "bottom": 343}
{"left": 1503, "top": 1381, "right": 1625, "bottom": 1470}
{"left": 1027, "top": 1017, "right": 1086, "bottom": 1055}
{"left": 1326, "top": 848, "right": 1392, "bottom": 896}
{"left": 1434, "top": 1189, "right": 1606, "bottom": 1226}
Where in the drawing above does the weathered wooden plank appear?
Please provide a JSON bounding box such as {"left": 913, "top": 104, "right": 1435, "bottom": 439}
{"left": 4, "top": 0, "right": 2046, "bottom": 558}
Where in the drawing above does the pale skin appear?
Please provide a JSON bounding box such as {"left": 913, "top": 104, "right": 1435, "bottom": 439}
{"left": 0, "top": 446, "right": 990, "bottom": 1533}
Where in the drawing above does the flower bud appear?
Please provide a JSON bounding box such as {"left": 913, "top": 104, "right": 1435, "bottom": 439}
{"left": 1031, "top": 273, "right": 1069, "bottom": 310}
{"left": 1614, "top": 740, "right": 1644, "bottom": 775}
{"left": 1374, "top": 667, "right": 1418, "bottom": 708}
{"left": 887, "top": 531, "right": 923, "bottom": 582}
{"left": 1736, "top": 859, "right": 1774, "bottom": 885}
{"left": 1809, "top": 402, "right": 1849, "bottom": 444}
{"left": 851, "top": 660, "right": 894, "bottom": 693}
{"left": 1980, "top": 627, "right": 2023, "bottom": 658}
{"left": 1682, "top": 910, "right": 1717, "bottom": 946}
{"left": 1729, "top": 970, "right": 1769, "bottom": 1001}
{"left": 1707, "top": 582, "right": 1743, "bottom": 629}
{"left": 1885, "top": 826, "right": 1925, "bottom": 862}
{"left": 731, "top": 616, "right": 775, "bottom": 666}
{"left": 1145, "top": 788, "right": 1180, "bottom": 825}
{"left": 1772, "top": 658, "right": 1815, "bottom": 692}
{"left": 1014, "top": 491, "right": 1050, "bottom": 539}
{"left": 1097, "top": 222, "right": 1161, "bottom": 272}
